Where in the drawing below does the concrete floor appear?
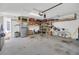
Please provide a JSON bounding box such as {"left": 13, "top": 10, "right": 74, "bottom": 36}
{"left": 0, "top": 35, "right": 79, "bottom": 55}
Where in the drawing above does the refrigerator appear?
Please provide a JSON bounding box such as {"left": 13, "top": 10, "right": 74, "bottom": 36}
{"left": 0, "top": 24, "right": 5, "bottom": 51}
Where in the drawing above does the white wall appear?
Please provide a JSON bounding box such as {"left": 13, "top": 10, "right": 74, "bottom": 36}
{"left": 0, "top": 16, "right": 3, "bottom": 24}
{"left": 53, "top": 14, "right": 79, "bottom": 39}
{"left": 28, "top": 25, "right": 39, "bottom": 31}
{"left": 3, "top": 16, "right": 11, "bottom": 33}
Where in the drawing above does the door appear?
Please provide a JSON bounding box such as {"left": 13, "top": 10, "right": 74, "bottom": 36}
{"left": 11, "top": 20, "right": 19, "bottom": 38}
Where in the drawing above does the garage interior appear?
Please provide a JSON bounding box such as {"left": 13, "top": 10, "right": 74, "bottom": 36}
{"left": 0, "top": 3, "right": 79, "bottom": 55}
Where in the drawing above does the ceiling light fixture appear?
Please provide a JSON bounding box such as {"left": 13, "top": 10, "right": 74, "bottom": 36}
{"left": 29, "top": 12, "right": 41, "bottom": 17}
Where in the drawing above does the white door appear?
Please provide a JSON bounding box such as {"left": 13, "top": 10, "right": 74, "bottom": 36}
{"left": 11, "top": 20, "right": 19, "bottom": 38}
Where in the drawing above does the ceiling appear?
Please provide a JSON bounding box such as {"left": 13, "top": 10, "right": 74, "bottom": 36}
{"left": 0, "top": 3, "right": 79, "bottom": 19}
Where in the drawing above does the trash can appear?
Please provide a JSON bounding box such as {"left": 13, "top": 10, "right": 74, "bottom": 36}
{"left": 15, "top": 32, "right": 20, "bottom": 37}
{"left": 0, "top": 37, "right": 4, "bottom": 51}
